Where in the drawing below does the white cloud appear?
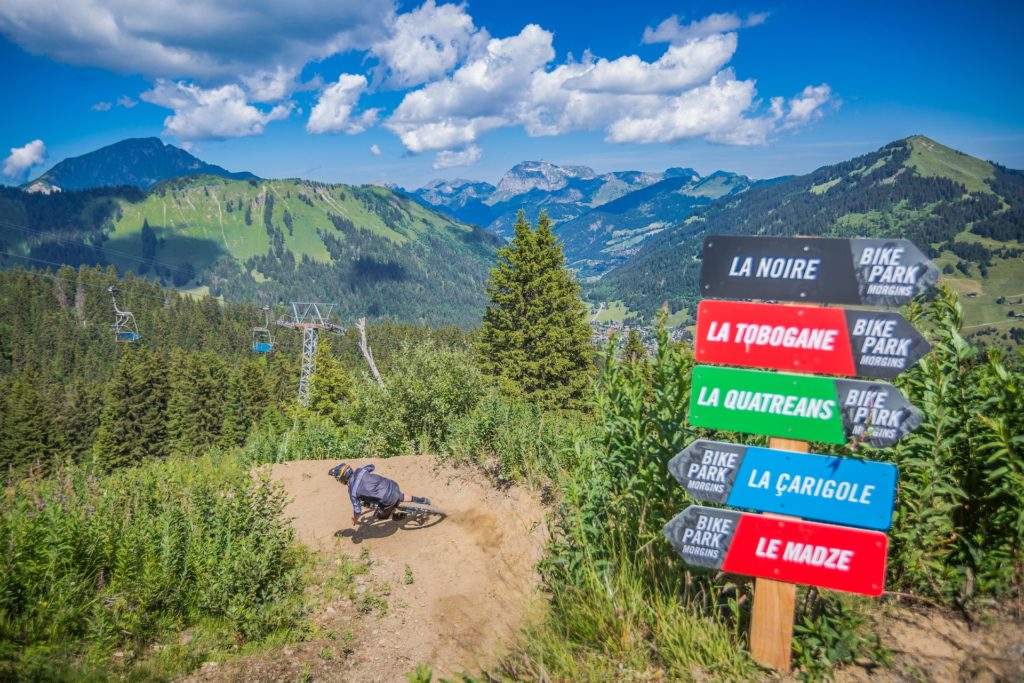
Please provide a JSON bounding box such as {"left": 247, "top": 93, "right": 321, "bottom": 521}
{"left": 3, "top": 139, "right": 46, "bottom": 179}
{"left": 564, "top": 33, "right": 737, "bottom": 95}
{"left": 91, "top": 101, "right": 112, "bottom": 111}
{"left": 141, "top": 80, "right": 291, "bottom": 141}
{"left": 432, "top": 144, "right": 481, "bottom": 169}
{"left": 0, "top": 0, "right": 392, "bottom": 80}
{"left": 372, "top": 0, "right": 488, "bottom": 88}
{"left": 386, "top": 23, "right": 555, "bottom": 152}
{"left": 386, "top": 13, "right": 832, "bottom": 156}
{"left": 370, "top": 144, "right": 382, "bottom": 156}
{"left": 643, "top": 12, "right": 768, "bottom": 45}
{"left": 116, "top": 95, "right": 137, "bottom": 108}
{"left": 243, "top": 66, "right": 301, "bottom": 102}
{"left": 783, "top": 84, "right": 832, "bottom": 128}
{"left": 306, "top": 74, "right": 379, "bottom": 134}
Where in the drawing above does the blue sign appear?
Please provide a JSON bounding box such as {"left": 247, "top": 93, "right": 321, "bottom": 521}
{"left": 667, "top": 440, "right": 898, "bottom": 531}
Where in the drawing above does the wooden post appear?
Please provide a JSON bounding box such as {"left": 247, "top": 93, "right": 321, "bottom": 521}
{"left": 749, "top": 436, "right": 807, "bottom": 672}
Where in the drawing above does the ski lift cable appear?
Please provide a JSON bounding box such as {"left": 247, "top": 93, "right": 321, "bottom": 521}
{"left": 1, "top": 256, "right": 193, "bottom": 306}
{"left": 0, "top": 218, "right": 197, "bottom": 274}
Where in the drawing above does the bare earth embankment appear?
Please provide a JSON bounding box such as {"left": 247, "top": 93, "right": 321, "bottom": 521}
{"left": 183, "top": 456, "right": 547, "bottom": 682}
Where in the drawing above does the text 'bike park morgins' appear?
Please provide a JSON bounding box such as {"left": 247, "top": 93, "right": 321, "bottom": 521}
{"left": 664, "top": 234, "right": 935, "bottom": 599}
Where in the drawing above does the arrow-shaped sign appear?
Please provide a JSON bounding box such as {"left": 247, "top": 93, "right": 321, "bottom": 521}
{"left": 663, "top": 505, "right": 889, "bottom": 596}
{"left": 700, "top": 235, "right": 938, "bottom": 307}
{"left": 689, "top": 365, "right": 923, "bottom": 447}
{"left": 668, "top": 440, "right": 897, "bottom": 530}
{"left": 695, "top": 300, "right": 931, "bottom": 379}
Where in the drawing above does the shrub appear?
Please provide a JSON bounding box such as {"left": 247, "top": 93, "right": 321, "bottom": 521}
{"left": 0, "top": 452, "right": 305, "bottom": 678}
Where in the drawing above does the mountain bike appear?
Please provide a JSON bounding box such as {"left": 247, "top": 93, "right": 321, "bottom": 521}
{"left": 363, "top": 500, "right": 448, "bottom": 530}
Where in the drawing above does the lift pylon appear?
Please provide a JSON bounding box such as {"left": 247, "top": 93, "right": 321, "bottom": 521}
{"left": 276, "top": 302, "right": 345, "bottom": 405}
{"left": 109, "top": 285, "right": 140, "bottom": 343}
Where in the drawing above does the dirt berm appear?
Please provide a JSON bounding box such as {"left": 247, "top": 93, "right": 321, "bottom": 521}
{"left": 183, "top": 456, "right": 547, "bottom": 682}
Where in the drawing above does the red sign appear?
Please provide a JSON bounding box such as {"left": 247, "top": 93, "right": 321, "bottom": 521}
{"left": 723, "top": 513, "right": 888, "bottom": 597}
{"left": 695, "top": 300, "right": 931, "bottom": 379}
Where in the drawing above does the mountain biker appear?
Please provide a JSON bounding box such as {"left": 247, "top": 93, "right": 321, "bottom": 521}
{"left": 329, "top": 462, "right": 431, "bottom": 525}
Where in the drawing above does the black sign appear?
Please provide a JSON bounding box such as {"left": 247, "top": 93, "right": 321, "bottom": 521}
{"left": 700, "top": 236, "right": 938, "bottom": 307}
{"left": 844, "top": 309, "right": 931, "bottom": 378}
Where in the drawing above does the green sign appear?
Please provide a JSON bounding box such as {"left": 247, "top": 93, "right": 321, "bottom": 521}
{"left": 689, "top": 365, "right": 922, "bottom": 447}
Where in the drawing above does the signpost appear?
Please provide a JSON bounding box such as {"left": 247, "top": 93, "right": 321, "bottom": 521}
{"left": 689, "top": 365, "right": 923, "bottom": 447}
{"left": 700, "top": 235, "right": 939, "bottom": 306}
{"left": 664, "top": 505, "right": 889, "bottom": 597}
{"left": 663, "top": 234, "right": 934, "bottom": 671}
{"left": 668, "top": 440, "right": 897, "bottom": 530}
{"left": 695, "top": 300, "right": 931, "bottom": 379}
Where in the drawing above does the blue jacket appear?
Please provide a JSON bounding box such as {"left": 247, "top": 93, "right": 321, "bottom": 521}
{"left": 348, "top": 464, "right": 401, "bottom": 515}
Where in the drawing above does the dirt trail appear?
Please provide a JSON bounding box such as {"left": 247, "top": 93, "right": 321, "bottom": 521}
{"left": 184, "top": 456, "right": 547, "bottom": 682}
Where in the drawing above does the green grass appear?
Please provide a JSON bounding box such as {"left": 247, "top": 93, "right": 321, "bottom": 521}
{"left": 591, "top": 300, "right": 633, "bottom": 322}
{"left": 938, "top": 255, "right": 1024, "bottom": 328}
{"left": 907, "top": 135, "right": 995, "bottom": 194}
{"left": 809, "top": 177, "right": 841, "bottom": 195}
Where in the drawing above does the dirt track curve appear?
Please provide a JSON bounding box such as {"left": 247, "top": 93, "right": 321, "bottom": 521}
{"left": 183, "top": 456, "right": 547, "bottom": 682}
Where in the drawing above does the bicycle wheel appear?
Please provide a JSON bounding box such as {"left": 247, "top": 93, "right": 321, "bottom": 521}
{"left": 396, "top": 503, "right": 447, "bottom": 529}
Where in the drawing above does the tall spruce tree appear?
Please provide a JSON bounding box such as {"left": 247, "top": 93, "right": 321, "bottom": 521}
{"left": 92, "top": 348, "right": 170, "bottom": 470}
{"left": 479, "top": 210, "right": 593, "bottom": 409}
{"left": 307, "top": 336, "right": 355, "bottom": 426}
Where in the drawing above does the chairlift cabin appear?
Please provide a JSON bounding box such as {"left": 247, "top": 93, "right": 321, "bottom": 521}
{"left": 108, "top": 285, "right": 140, "bottom": 343}
{"left": 251, "top": 305, "right": 274, "bottom": 353}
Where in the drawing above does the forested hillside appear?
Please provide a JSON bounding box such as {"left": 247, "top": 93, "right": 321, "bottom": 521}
{"left": 592, "top": 136, "right": 1024, "bottom": 332}
{"left": 0, "top": 176, "right": 502, "bottom": 326}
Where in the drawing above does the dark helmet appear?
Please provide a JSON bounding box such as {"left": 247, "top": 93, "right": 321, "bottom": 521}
{"left": 328, "top": 462, "right": 353, "bottom": 484}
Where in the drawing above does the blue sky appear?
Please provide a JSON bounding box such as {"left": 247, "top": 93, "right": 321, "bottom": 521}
{"left": 1, "top": 0, "right": 1022, "bottom": 189}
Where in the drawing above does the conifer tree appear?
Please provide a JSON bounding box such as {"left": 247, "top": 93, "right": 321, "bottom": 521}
{"left": 92, "top": 348, "right": 170, "bottom": 470}
{"left": 623, "top": 328, "right": 646, "bottom": 364}
{"left": 479, "top": 210, "right": 593, "bottom": 409}
{"left": 0, "top": 369, "right": 63, "bottom": 473}
{"left": 307, "top": 336, "right": 355, "bottom": 425}
{"left": 167, "top": 350, "right": 228, "bottom": 455}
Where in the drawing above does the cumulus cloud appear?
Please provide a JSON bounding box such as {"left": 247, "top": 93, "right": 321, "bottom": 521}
{"left": 643, "top": 12, "right": 768, "bottom": 44}
{"left": 372, "top": 0, "right": 488, "bottom": 88}
{"left": 0, "top": 0, "right": 392, "bottom": 80}
{"left": 3, "top": 139, "right": 46, "bottom": 179}
{"left": 432, "top": 144, "right": 481, "bottom": 169}
{"left": 141, "top": 80, "right": 291, "bottom": 141}
{"left": 564, "top": 33, "right": 737, "bottom": 95}
{"left": 386, "top": 11, "right": 831, "bottom": 155}
{"left": 782, "top": 84, "right": 832, "bottom": 128}
{"left": 370, "top": 144, "right": 382, "bottom": 156}
{"left": 306, "top": 74, "right": 379, "bottom": 134}
{"left": 116, "top": 95, "right": 138, "bottom": 108}
{"left": 91, "top": 101, "right": 112, "bottom": 111}
{"left": 242, "top": 66, "right": 302, "bottom": 102}
{"left": 387, "top": 23, "right": 555, "bottom": 152}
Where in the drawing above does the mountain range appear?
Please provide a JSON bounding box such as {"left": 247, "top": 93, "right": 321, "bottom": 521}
{"left": 23, "top": 137, "right": 257, "bottom": 193}
{"left": 2, "top": 134, "right": 1021, "bottom": 335}
{"left": 591, "top": 135, "right": 1024, "bottom": 332}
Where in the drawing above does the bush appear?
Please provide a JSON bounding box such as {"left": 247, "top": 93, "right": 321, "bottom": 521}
{"left": 356, "top": 343, "right": 486, "bottom": 457}
{"left": 0, "top": 451, "right": 305, "bottom": 679}
{"left": 443, "top": 390, "right": 596, "bottom": 485}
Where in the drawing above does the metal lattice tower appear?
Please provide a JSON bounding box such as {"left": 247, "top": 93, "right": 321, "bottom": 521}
{"left": 276, "top": 303, "right": 344, "bottom": 405}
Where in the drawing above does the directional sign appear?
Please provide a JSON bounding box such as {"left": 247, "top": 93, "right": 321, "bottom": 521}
{"left": 663, "top": 505, "right": 888, "bottom": 596}
{"left": 689, "top": 365, "right": 922, "bottom": 447}
{"left": 668, "top": 440, "right": 898, "bottom": 530}
{"left": 695, "top": 300, "right": 931, "bottom": 379}
{"left": 700, "top": 235, "right": 938, "bottom": 307}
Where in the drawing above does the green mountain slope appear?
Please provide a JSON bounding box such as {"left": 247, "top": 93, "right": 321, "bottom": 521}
{"left": 591, "top": 136, "right": 1024, "bottom": 332}
{"left": 0, "top": 176, "right": 502, "bottom": 326}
